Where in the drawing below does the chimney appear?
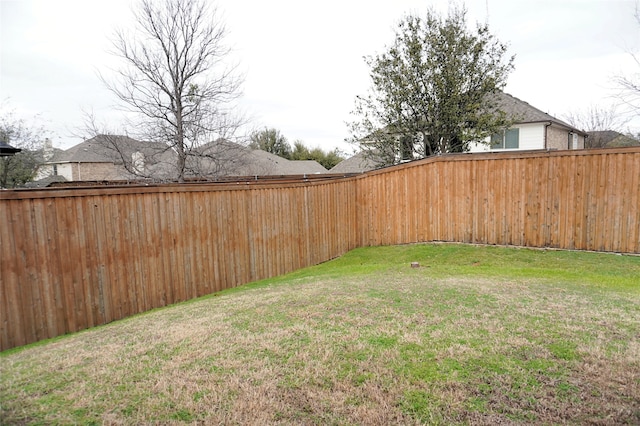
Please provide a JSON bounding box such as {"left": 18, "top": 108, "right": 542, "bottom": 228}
{"left": 43, "top": 138, "right": 53, "bottom": 161}
{"left": 132, "top": 151, "right": 145, "bottom": 174}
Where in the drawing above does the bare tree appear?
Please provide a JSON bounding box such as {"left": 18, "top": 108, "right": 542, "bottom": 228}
{"left": 563, "top": 104, "right": 629, "bottom": 148}
{"left": 613, "top": 4, "right": 640, "bottom": 120}
{"left": 100, "top": 0, "right": 245, "bottom": 181}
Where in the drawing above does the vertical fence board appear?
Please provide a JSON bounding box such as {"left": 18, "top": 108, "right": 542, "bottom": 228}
{"left": 19, "top": 200, "right": 40, "bottom": 342}
{"left": 610, "top": 153, "right": 623, "bottom": 253}
{"left": 1, "top": 201, "right": 25, "bottom": 348}
{"left": 627, "top": 154, "right": 640, "bottom": 253}
{"left": 0, "top": 205, "right": 13, "bottom": 348}
{"left": 78, "top": 196, "right": 97, "bottom": 329}
{"left": 30, "top": 200, "right": 55, "bottom": 340}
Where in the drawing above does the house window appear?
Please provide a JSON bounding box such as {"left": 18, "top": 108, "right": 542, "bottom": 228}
{"left": 53, "top": 164, "right": 58, "bottom": 176}
{"left": 491, "top": 128, "right": 519, "bottom": 150}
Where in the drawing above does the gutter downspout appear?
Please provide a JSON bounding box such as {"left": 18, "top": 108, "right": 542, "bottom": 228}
{"left": 544, "top": 122, "right": 552, "bottom": 150}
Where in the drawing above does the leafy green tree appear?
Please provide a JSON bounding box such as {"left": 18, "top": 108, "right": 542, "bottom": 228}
{"left": 290, "top": 140, "right": 345, "bottom": 169}
{"left": 249, "top": 128, "right": 292, "bottom": 159}
{"left": 307, "top": 147, "right": 345, "bottom": 170}
{"left": 349, "top": 6, "right": 515, "bottom": 167}
{"left": 250, "top": 130, "right": 345, "bottom": 169}
{"left": 0, "top": 108, "right": 48, "bottom": 188}
{"left": 290, "top": 140, "right": 310, "bottom": 160}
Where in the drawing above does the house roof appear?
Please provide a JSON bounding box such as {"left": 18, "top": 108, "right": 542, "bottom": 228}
{"left": 292, "top": 160, "right": 327, "bottom": 174}
{"left": 587, "top": 130, "right": 621, "bottom": 145}
{"left": 51, "top": 136, "right": 330, "bottom": 179}
{"left": 235, "top": 148, "right": 328, "bottom": 175}
{"left": 24, "top": 174, "right": 68, "bottom": 188}
{"left": 494, "top": 92, "right": 587, "bottom": 136}
{"left": 329, "top": 151, "right": 378, "bottom": 174}
{"left": 242, "top": 148, "right": 296, "bottom": 175}
{"left": 587, "top": 130, "right": 640, "bottom": 148}
{"left": 187, "top": 140, "right": 328, "bottom": 176}
{"left": 51, "top": 135, "right": 174, "bottom": 164}
{"left": 44, "top": 135, "right": 179, "bottom": 180}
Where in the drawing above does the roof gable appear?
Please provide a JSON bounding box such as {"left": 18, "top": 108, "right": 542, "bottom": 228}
{"left": 493, "top": 92, "right": 586, "bottom": 135}
{"left": 52, "top": 135, "right": 175, "bottom": 164}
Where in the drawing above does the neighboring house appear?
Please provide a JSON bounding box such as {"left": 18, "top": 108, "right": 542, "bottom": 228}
{"left": 186, "top": 139, "right": 328, "bottom": 177}
{"left": 334, "top": 93, "right": 588, "bottom": 174}
{"left": 353, "top": 92, "right": 587, "bottom": 169}
{"left": 36, "top": 135, "right": 327, "bottom": 183}
{"left": 36, "top": 135, "right": 177, "bottom": 181}
{"left": 335, "top": 93, "right": 589, "bottom": 173}
{"left": 469, "top": 92, "right": 587, "bottom": 152}
{"left": 586, "top": 131, "right": 640, "bottom": 148}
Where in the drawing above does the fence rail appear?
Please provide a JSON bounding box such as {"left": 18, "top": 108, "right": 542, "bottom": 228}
{"left": 1, "top": 148, "right": 639, "bottom": 350}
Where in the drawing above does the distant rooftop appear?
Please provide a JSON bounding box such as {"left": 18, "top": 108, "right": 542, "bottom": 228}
{"left": 493, "top": 92, "right": 587, "bottom": 135}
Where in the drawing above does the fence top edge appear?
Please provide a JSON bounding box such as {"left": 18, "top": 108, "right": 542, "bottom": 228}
{"left": 2, "top": 147, "right": 639, "bottom": 200}
{"left": 356, "top": 146, "right": 640, "bottom": 178}
{"left": 0, "top": 174, "right": 361, "bottom": 200}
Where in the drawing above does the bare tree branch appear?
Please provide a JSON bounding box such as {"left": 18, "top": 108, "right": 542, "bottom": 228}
{"left": 612, "top": 2, "right": 640, "bottom": 122}
{"left": 97, "top": 0, "right": 246, "bottom": 181}
{"left": 563, "top": 104, "right": 629, "bottom": 148}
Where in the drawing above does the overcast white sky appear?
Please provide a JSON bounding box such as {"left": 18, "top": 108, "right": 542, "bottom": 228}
{"left": 1, "top": 0, "right": 639, "bottom": 152}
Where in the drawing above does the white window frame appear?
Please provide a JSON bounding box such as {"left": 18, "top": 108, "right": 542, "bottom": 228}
{"left": 491, "top": 128, "right": 520, "bottom": 150}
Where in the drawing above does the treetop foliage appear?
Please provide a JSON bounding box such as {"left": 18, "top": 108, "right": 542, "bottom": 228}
{"left": 0, "top": 107, "right": 49, "bottom": 188}
{"left": 249, "top": 128, "right": 345, "bottom": 170}
{"left": 349, "top": 6, "right": 515, "bottom": 167}
{"left": 249, "top": 128, "right": 292, "bottom": 159}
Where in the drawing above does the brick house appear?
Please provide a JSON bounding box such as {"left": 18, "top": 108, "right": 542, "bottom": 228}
{"left": 36, "top": 135, "right": 177, "bottom": 182}
{"left": 36, "top": 136, "right": 327, "bottom": 183}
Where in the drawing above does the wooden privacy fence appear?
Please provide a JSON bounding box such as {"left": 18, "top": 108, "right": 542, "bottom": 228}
{"left": 1, "top": 147, "right": 639, "bottom": 350}
{"left": 0, "top": 180, "right": 359, "bottom": 351}
{"left": 355, "top": 148, "right": 640, "bottom": 253}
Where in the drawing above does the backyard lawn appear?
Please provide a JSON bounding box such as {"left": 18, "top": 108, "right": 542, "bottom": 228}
{"left": 1, "top": 244, "right": 639, "bottom": 425}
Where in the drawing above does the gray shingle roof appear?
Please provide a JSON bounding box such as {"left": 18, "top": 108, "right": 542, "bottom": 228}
{"left": 494, "top": 92, "right": 586, "bottom": 135}
{"left": 588, "top": 131, "right": 640, "bottom": 147}
{"left": 235, "top": 148, "right": 327, "bottom": 175}
{"left": 51, "top": 135, "right": 175, "bottom": 164}
{"left": 187, "top": 140, "right": 328, "bottom": 176}
{"left": 329, "top": 151, "right": 378, "bottom": 174}
{"left": 277, "top": 159, "right": 327, "bottom": 175}
{"left": 24, "top": 174, "right": 68, "bottom": 188}
{"left": 45, "top": 136, "right": 329, "bottom": 181}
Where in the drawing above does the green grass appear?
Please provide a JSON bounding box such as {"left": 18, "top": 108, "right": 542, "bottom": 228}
{"left": 1, "top": 243, "right": 639, "bottom": 425}
{"left": 246, "top": 243, "right": 640, "bottom": 291}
